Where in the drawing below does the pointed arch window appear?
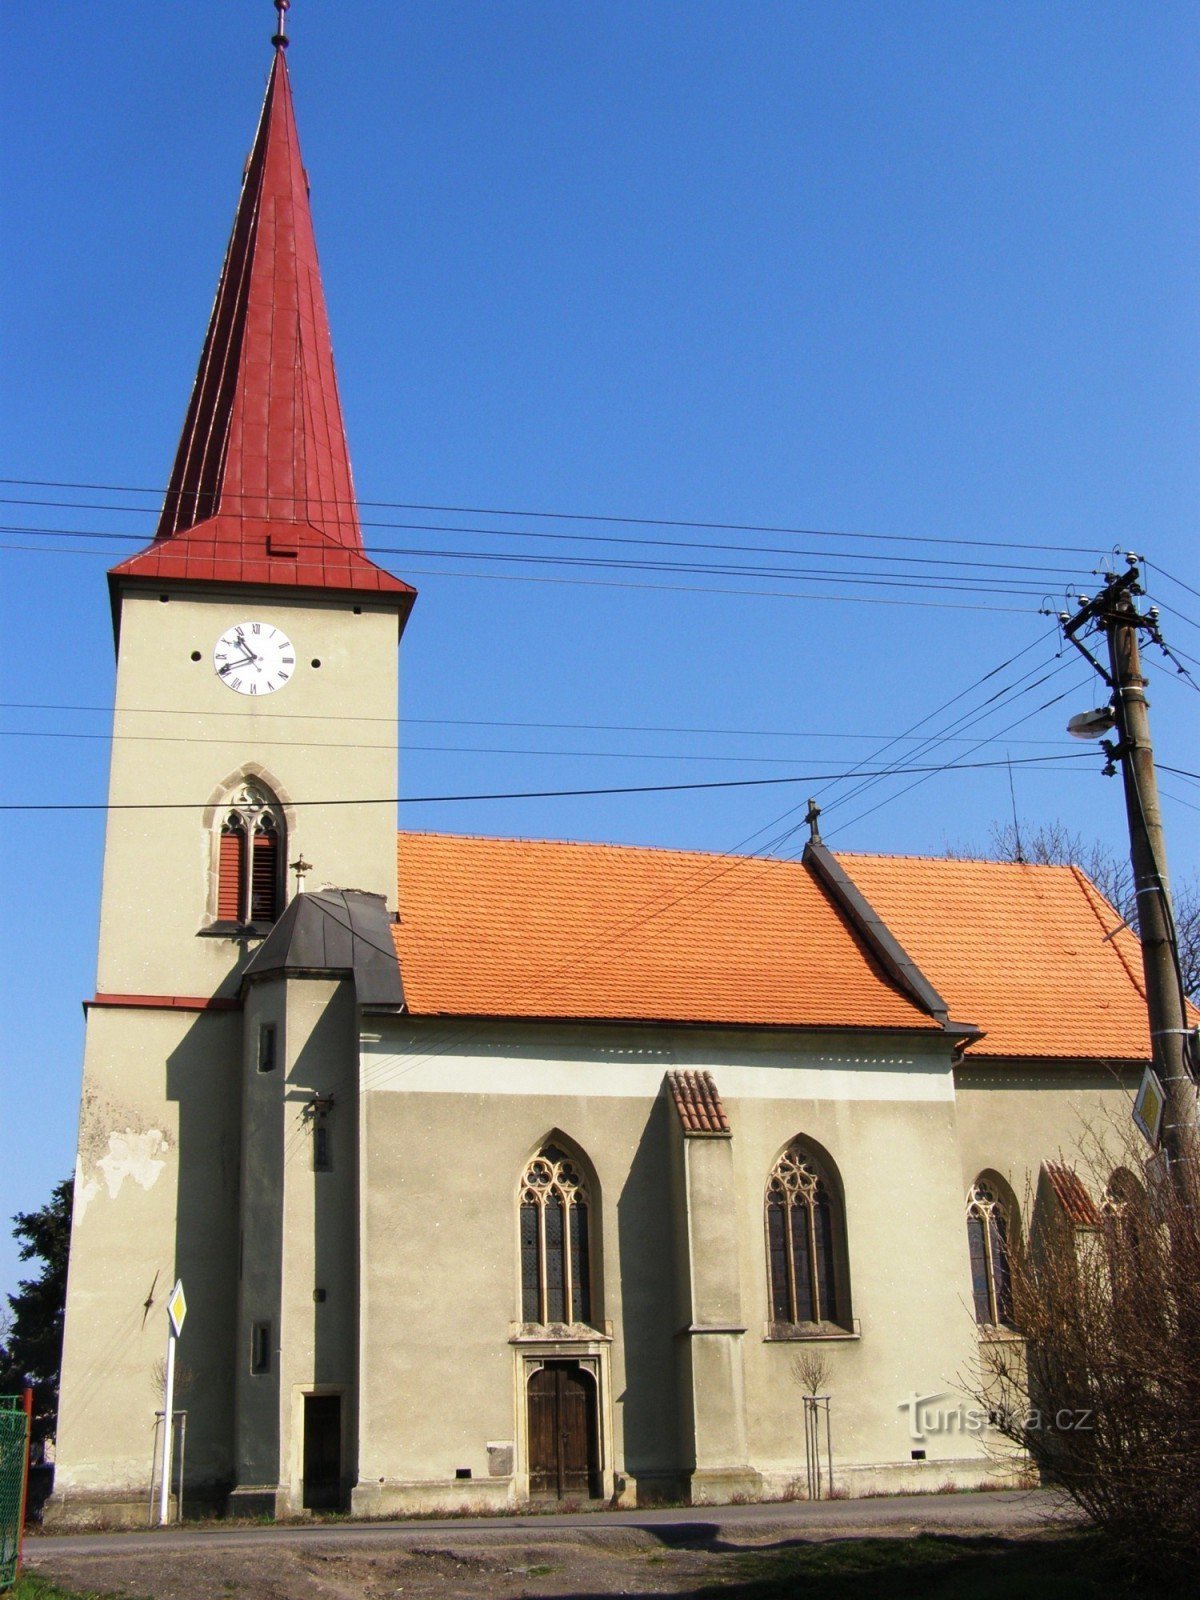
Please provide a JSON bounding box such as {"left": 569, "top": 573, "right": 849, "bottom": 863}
{"left": 766, "top": 1142, "right": 847, "bottom": 1329}
{"left": 966, "top": 1179, "right": 1014, "bottom": 1328}
{"left": 214, "top": 781, "right": 285, "bottom": 927}
{"left": 520, "top": 1144, "right": 592, "bottom": 1326}
{"left": 1100, "top": 1167, "right": 1146, "bottom": 1260}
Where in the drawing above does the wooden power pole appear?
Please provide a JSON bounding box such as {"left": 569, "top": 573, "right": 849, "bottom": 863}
{"left": 1062, "top": 559, "right": 1197, "bottom": 1173}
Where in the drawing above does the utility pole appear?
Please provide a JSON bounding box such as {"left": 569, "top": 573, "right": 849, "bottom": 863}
{"left": 1061, "top": 558, "right": 1197, "bottom": 1174}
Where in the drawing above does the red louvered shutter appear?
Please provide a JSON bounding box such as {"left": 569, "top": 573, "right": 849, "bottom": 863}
{"left": 251, "top": 824, "right": 280, "bottom": 923}
{"left": 217, "top": 823, "right": 245, "bottom": 922}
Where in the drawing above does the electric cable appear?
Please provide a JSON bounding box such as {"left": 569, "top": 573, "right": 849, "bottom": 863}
{"left": 0, "top": 751, "right": 1090, "bottom": 813}
{"left": 0, "top": 475, "right": 1108, "bottom": 557}
{"left": 0, "top": 497, "right": 1098, "bottom": 579}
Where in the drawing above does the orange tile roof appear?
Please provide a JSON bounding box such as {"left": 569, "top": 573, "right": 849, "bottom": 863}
{"left": 393, "top": 832, "right": 938, "bottom": 1034}
{"left": 834, "top": 853, "right": 1151, "bottom": 1060}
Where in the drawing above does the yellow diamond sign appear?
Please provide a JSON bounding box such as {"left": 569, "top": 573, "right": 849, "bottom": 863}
{"left": 166, "top": 1279, "right": 187, "bottom": 1339}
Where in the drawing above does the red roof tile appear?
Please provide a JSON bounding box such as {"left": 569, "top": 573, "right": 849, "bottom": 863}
{"left": 392, "top": 832, "right": 939, "bottom": 1033}
{"left": 111, "top": 44, "right": 414, "bottom": 613}
{"left": 667, "top": 1070, "right": 732, "bottom": 1136}
{"left": 834, "top": 853, "right": 1152, "bottom": 1060}
{"left": 1043, "top": 1162, "right": 1102, "bottom": 1227}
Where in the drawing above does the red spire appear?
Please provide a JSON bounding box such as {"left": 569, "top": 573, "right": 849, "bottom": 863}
{"left": 112, "top": 43, "right": 415, "bottom": 612}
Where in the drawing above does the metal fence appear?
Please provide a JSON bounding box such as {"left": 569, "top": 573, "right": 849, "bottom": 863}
{"left": 0, "top": 1394, "right": 31, "bottom": 1590}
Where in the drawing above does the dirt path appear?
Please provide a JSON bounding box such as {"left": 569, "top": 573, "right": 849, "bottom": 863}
{"left": 27, "top": 1490, "right": 1077, "bottom": 1599}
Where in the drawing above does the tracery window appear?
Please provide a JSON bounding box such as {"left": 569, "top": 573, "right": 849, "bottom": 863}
{"left": 1100, "top": 1167, "right": 1146, "bottom": 1257}
{"left": 966, "top": 1179, "right": 1014, "bottom": 1327}
{"left": 1100, "top": 1168, "right": 1143, "bottom": 1219}
{"left": 520, "top": 1144, "right": 592, "bottom": 1325}
{"left": 215, "top": 780, "right": 285, "bottom": 926}
{"left": 766, "top": 1142, "right": 845, "bottom": 1327}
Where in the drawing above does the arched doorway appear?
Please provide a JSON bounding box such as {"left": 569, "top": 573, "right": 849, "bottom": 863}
{"left": 527, "top": 1361, "right": 600, "bottom": 1498}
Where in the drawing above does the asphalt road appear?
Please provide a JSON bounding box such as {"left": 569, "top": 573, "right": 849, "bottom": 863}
{"left": 31, "top": 1487, "right": 1073, "bottom": 1560}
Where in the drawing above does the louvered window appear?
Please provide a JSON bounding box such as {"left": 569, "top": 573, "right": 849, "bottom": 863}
{"left": 250, "top": 816, "right": 280, "bottom": 922}
{"left": 217, "top": 820, "right": 246, "bottom": 921}
{"left": 212, "top": 780, "right": 285, "bottom": 926}
{"left": 766, "top": 1142, "right": 848, "bottom": 1329}
{"left": 519, "top": 1144, "right": 593, "bottom": 1326}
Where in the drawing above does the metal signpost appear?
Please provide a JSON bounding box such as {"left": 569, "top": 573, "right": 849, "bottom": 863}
{"left": 158, "top": 1280, "right": 187, "bottom": 1527}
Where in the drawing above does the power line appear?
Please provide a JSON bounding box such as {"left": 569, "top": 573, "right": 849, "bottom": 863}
{"left": 0, "top": 697, "right": 1069, "bottom": 745}
{"left": 1147, "top": 560, "right": 1200, "bottom": 606}
{"left": 0, "top": 522, "right": 1064, "bottom": 597}
{"left": 0, "top": 751, "right": 1092, "bottom": 813}
{"left": 819, "top": 654, "right": 1074, "bottom": 819}
{"left": 819, "top": 675, "right": 1093, "bottom": 840}
{"left": 0, "top": 497, "right": 1098, "bottom": 580}
{"left": 0, "top": 544, "right": 1043, "bottom": 615}
{"left": 808, "top": 631, "right": 1063, "bottom": 816}
{"left": 0, "top": 475, "right": 1107, "bottom": 556}
{"left": 15, "top": 727, "right": 1073, "bottom": 767}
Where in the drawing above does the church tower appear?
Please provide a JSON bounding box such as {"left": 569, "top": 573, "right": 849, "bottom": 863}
{"left": 52, "top": 12, "right": 413, "bottom": 1521}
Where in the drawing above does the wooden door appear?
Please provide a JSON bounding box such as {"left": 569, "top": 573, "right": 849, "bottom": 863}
{"left": 302, "top": 1394, "right": 342, "bottom": 1510}
{"left": 527, "top": 1362, "right": 598, "bottom": 1498}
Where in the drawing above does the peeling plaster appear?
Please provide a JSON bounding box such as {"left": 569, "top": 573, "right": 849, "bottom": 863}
{"left": 75, "top": 1127, "right": 170, "bottom": 1220}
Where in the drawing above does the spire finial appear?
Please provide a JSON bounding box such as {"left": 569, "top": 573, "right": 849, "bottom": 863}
{"left": 272, "top": 0, "right": 291, "bottom": 50}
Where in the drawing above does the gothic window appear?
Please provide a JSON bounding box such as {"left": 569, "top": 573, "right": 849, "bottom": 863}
{"left": 1100, "top": 1167, "right": 1146, "bottom": 1257}
{"left": 1100, "top": 1167, "right": 1143, "bottom": 1218}
{"left": 766, "top": 1142, "right": 847, "bottom": 1328}
{"left": 966, "top": 1179, "right": 1015, "bottom": 1328}
{"left": 214, "top": 780, "right": 285, "bottom": 926}
{"left": 520, "top": 1144, "right": 592, "bottom": 1326}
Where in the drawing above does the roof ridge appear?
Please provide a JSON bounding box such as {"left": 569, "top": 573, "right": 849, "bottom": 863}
{"left": 833, "top": 849, "right": 1080, "bottom": 872}
{"left": 396, "top": 829, "right": 804, "bottom": 863}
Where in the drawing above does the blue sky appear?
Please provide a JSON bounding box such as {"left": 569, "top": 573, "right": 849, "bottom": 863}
{"left": 2, "top": 1, "right": 1197, "bottom": 1304}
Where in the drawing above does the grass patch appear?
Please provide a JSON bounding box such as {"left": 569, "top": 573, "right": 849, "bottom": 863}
{"left": 6, "top": 1575, "right": 142, "bottom": 1600}
{"left": 699, "top": 1532, "right": 1190, "bottom": 1599}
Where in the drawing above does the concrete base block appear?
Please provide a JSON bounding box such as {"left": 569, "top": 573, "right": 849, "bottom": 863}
{"left": 756, "top": 1454, "right": 1033, "bottom": 1501}
{"left": 688, "top": 1466, "right": 763, "bottom": 1505}
{"left": 227, "top": 1484, "right": 282, "bottom": 1519}
{"left": 630, "top": 1471, "right": 691, "bottom": 1507}
{"left": 351, "top": 1477, "right": 517, "bottom": 1517}
{"left": 43, "top": 1488, "right": 162, "bottom": 1529}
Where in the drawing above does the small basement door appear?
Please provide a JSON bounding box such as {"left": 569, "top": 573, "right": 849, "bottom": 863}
{"left": 302, "top": 1394, "right": 342, "bottom": 1510}
{"left": 527, "top": 1361, "right": 599, "bottom": 1498}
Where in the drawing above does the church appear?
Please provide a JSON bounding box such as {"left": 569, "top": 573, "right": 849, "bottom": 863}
{"left": 50, "top": 16, "right": 1155, "bottom": 1524}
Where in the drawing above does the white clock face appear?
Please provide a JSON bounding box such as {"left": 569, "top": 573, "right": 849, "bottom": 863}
{"left": 213, "top": 622, "right": 296, "bottom": 696}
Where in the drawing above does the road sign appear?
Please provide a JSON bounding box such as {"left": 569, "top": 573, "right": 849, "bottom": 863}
{"left": 1132, "top": 1066, "right": 1165, "bottom": 1149}
{"left": 166, "top": 1280, "right": 187, "bottom": 1339}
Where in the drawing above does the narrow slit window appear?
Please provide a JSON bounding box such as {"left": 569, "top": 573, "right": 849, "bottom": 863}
{"left": 251, "top": 1321, "right": 271, "bottom": 1374}
{"left": 966, "top": 1181, "right": 1015, "bottom": 1328}
{"left": 258, "top": 1024, "right": 277, "bottom": 1074}
{"left": 313, "top": 1122, "right": 332, "bottom": 1173}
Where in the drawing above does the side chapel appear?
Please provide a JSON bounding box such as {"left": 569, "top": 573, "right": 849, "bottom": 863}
{"left": 51, "top": 17, "right": 1156, "bottom": 1522}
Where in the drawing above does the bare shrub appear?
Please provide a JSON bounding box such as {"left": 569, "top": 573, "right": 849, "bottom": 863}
{"left": 974, "top": 1132, "right": 1200, "bottom": 1580}
{"left": 790, "top": 1348, "right": 830, "bottom": 1396}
